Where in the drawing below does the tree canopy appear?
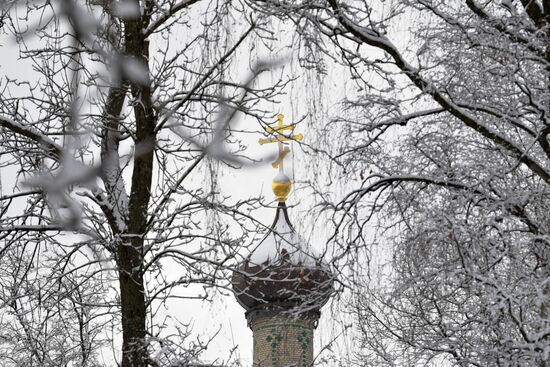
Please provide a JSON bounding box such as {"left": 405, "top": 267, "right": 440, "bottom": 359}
{"left": 1, "top": 0, "right": 549, "bottom": 366}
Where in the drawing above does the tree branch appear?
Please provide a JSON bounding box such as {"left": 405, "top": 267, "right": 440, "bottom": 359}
{"left": 328, "top": 0, "right": 550, "bottom": 183}
{"left": 154, "top": 22, "right": 255, "bottom": 133}
{"left": 100, "top": 83, "right": 129, "bottom": 234}
{"left": 519, "top": 0, "right": 545, "bottom": 26}
{"left": 0, "top": 116, "right": 63, "bottom": 160}
{"left": 145, "top": 153, "right": 205, "bottom": 229}
{"left": 0, "top": 225, "right": 63, "bottom": 232}
{"left": 144, "top": 0, "right": 201, "bottom": 37}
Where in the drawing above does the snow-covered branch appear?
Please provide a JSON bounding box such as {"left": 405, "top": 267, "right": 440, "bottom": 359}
{"left": 0, "top": 116, "right": 63, "bottom": 160}
{"left": 327, "top": 0, "right": 550, "bottom": 184}
{"left": 144, "top": 0, "right": 202, "bottom": 37}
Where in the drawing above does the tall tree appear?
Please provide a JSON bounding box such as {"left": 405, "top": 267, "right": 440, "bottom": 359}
{"left": 0, "top": 0, "right": 283, "bottom": 365}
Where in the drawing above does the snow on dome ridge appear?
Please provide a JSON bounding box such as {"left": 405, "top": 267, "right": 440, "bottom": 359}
{"left": 248, "top": 204, "right": 320, "bottom": 267}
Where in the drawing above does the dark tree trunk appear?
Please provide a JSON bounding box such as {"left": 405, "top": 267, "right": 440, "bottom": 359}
{"left": 118, "top": 1, "right": 156, "bottom": 365}
{"left": 118, "top": 242, "right": 148, "bottom": 367}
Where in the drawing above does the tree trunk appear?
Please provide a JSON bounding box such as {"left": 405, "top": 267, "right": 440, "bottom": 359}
{"left": 118, "top": 241, "right": 148, "bottom": 367}
{"left": 119, "top": 2, "right": 156, "bottom": 364}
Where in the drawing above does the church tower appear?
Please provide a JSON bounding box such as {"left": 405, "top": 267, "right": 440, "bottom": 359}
{"left": 232, "top": 115, "right": 333, "bottom": 367}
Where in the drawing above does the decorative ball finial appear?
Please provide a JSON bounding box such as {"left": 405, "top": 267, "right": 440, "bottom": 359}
{"left": 272, "top": 172, "right": 291, "bottom": 202}
{"left": 258, "top": 113, "right": 303, "bottom": 202}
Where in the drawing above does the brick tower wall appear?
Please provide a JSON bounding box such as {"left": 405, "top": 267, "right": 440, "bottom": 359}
{"left": 251, "top": 315, "right": 315, "bottom": 367}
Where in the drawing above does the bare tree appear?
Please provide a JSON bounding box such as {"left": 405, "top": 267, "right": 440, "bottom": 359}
{"left": 246, "top": 0, "right": 550, "bottom": 366}
{"left": 0, "top": 0, "right": 286, "bottom": 365}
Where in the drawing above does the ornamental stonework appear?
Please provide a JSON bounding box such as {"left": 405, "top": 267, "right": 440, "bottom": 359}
{"left": 251, "top": 316, "right": 314, "bottom": 367}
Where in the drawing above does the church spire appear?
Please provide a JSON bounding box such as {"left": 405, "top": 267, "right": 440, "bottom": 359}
{"left": 258, "top": 113, "right": 303, "bottom": 202}
{"left": 232, "top": 112, "right": 333, "bottom": 367}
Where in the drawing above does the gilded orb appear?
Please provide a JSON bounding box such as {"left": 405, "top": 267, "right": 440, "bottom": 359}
{"left": 272, "top": 172, "right": 291, "bottom": 202}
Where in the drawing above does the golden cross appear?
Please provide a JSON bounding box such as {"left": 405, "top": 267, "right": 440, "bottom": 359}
{"left": 258, "top": 114, "right": 303, "bottom": 172}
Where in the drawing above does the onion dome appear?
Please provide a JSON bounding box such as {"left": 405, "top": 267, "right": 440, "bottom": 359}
{"left": 232, "top": 114, "right": 333, "bottom": 321}
{"left": 232, "top": 202, "right": 333, "bottom": 316}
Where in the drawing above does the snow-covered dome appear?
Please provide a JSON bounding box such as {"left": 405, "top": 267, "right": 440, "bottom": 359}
{"left": 232, "top": 203, "right": 333, "bottom": 314}
{"left": 249, "top": 203, "right": 319, "bottom": 267}
{"left": 233, "top": 113, "right": 333, "bottom": 318}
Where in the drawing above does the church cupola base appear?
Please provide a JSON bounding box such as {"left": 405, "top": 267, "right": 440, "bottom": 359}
{"left": 248, "top": 309, "right": 319, "bottom": 367}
